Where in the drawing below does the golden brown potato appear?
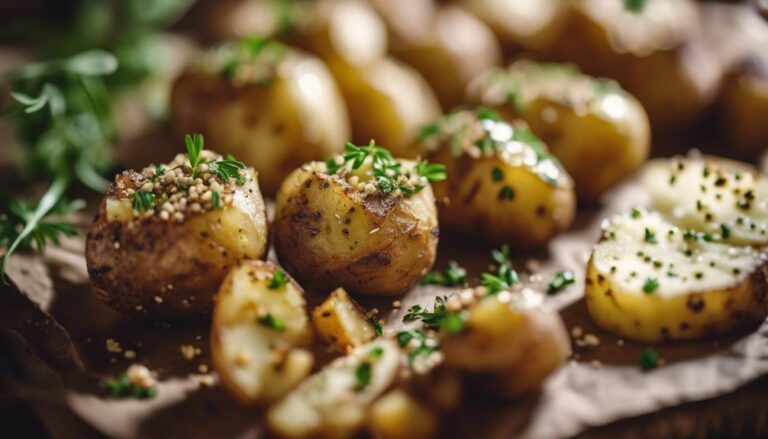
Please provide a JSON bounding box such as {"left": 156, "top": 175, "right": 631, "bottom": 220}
{"left": 468, "top": 61, "right": 651, "bottom": 202}
{"left": 86, "top": 140, "right": 268, "bottom": 319}
{"left": 211, "top": 260, "right": 313, "bottom": 405}
{"left": 312, "top": 287, "right": 377, "bottom": 353}
{"left": 459, "top": 0, "right": 569, "bottom": 52}
{"left": 273, "top": 144, "right": 440, "bottom": 296}
{"left": 586, "top": 209, "right": 768, "bottom": 343}
{"left": 721, "top": 54, "right": 768, "bottom": 159}
{"left": 171, "top": 38, "right": 349, "bottom": 195}
{"left": 552, "top": 0, "right": 722, "bottom": 133}
{"left": 368, "top": 389, "right": 440, "bottom": 439}
{"left": 419, "top": 108, "right": 575, "bottom": 249}
{"left": 391, "top": 5, "right": 502, "bottom": 110}
{"left": 440, "top": 290, "right": 570, "bottom": 398}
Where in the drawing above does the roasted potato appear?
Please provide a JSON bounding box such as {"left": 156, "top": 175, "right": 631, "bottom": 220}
{"left": 373, "top": 2, "right": 501, "bottom": 110}
{"left": 468, "top": 62, "right": 651, "bottom": 202}
{"left": 368, "top": 0, "right": 436, "bottom": 52}
{"left": 642, "top": 157, "right": 768, "bottom": 246}
{"left": 440, "top": 289, "right": 570, "bottom": 398}
{"left": 211, "top": 260, "right": 313, "bottom": 405}
{"left": 86, "top": 142, "right": 268, "bottom": 319}
{"left": 267, "top": 339, "right": 402, "bottom": 439}
{"left": 312, "top": 287, "right": 377, "bottom": 353}
{"left": 586, "top": 209, "right": 768, "bottom": 342}
{"left": 553, "top": 0, "right": 722, "bottom": 133}
{"left": 368, "top": 389, "right": 440, "bottom": 439}
{"left": 171, "top": 38, "right": 349, "bottom": 195}
{"left": 273, "top": 145, "right": 440, "bottom": 296}
{"left": 459, "top": 0, "right": 569, "bottom": 52}
{"left": 419, "top": 108, "right": 575, "bottom": 249}
{"left": 721, "top": 53, "right": 768, "bottom": 159}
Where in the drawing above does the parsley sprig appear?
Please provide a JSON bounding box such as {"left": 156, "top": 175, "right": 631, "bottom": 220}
{"left": 268, "top": 270, "right": 287, "bottom": 289}
{"left": 184, "top": 133, "right": 247, "bottom": 185}
{"left": 480, "top": 245, "right": 520, "bottom": 294}
{"left": 420, "top": 261, "right": 468, "bottom": 287}
{"left": 396, "top": 329, "right": 440, "bottom": 365}
{"left": 548, "top": 270, "right": 575, "bottom": 294}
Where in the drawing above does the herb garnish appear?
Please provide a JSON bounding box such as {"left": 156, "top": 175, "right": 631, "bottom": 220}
{"left": 403, "top": 296, "right": 453, "bottom": 330}
{"left": 631, "top": 208, "right": 643, "bottom": 219}
{"left": 480, "top": 245, "right": 519, "bottom": 294}
{"left": 396, "top": 329, "right": 439, "bottom": 366}
{"left": 105, "top": 373, "right": 157, "bottom": 399}
{"left": 643, "top": 278, "right": 659, "bottom": 294}
{"left": 643, "top": 228, "right": 657, "bottom": 244}
{"left": 623, "top": 0, "right": 646, "bottom": 13}
{"left": 354, "top": 362, "right": 372, "bottom": 390}
{"left": 548, "top": 270, "right": 575, "bottom": 294}
{"left": 420, "top": 261, "right": 468, "bottom": 287}
{"left": 268, "top": 270, "right": 287, "bottom": 289}
{"left": 369, "top": 317, "right": 383, "bottom": 337}
{"left": 184, "top": 133, "right": 247, "bottom": 185}
{"left": 211, "top": 190, "right": 222, "bottom": 209}
{"left": 258, "top": 313, "right": 285, "bottom": 331}
{"left": 639, "top": 347, "right": 660, "bottom": 371}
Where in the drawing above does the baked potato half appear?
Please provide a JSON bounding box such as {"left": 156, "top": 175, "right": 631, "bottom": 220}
{"left": 642, "top": 157, "right": 768, "bottom": 247}
{"left": 86, "top": 137, "right": 268, "bottom": 319}
{"left": 721, "top": 53, "right": 768, "bottom": 159}
{"left": 267, "top": 339, "right": 402, "bottom": 439}
{"left": 468, "top": 62, "right": 651, "bottom": 202}
{"left": 211, "top": 260, "right": 313, "bottom": 405}
{"left": 312, "top": 287, "right": 377, "bottom": 353}
{"left": 419, "top": 108, "right": 575, "bottom": 249}
{"left": 171, "top": 38, "right": 349, "bottom": 195}
{"left": 552, "top": 0, "right": 721, "bottom": 133}
{"left": 586, "top": 209, "right": 768, "bottom": 343}
{"left": 273, "top": 142, "right": 442, "bottom": 296}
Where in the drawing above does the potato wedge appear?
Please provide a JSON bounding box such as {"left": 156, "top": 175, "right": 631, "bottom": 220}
{"left": 440, "top": 290, "right": 570, "bottom": 398}
{"left": 368, "top": 389, "right": 440, "bottom": 439}
{"left": 468, "top": 62, "right": 650, "bottom": 202}
{"left": 267, "top": 339, "right": 401, "bottom": 439}
{"left": 171, "top": 39, "right": 349, "bottom": 195}
{"left": 420, "top": 108, "right": 575, "bottom": 249}
{"left": 211, "top": 260, "right": 313, "bottom": 405}
{"left": 86, "top": 145, "right": 268, "bottom": 319}
{"left": 642, "top": 157, "right": 768, "bottom": 246}
{"left": 273, "top": 148, "right": 439, "bottom": 296}
{"left": 586, "top": 210, "right": 768, "bottom": 342}
{"left": 721, "top": 53, "right": 768, "bottom": 159}
{"left": 312, "top": 287, "right": 377, "bottom": 353}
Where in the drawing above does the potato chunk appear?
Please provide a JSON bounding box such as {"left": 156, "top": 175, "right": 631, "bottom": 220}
{"left": 211, "top": 261, "right": 313, "bottom": 405}
{"left": 587, "top": 210, "right": 768, "bottom": 342}
{"left": 171, "top": 39, "right": 349, "bottom": 195}
{"left": 421, "top": 109, "right": 575, "bottom": 249}
{"left": 86, "top": 146, "right": 268, "bottom": 319}
{"left": 368, "top": 390, "right": 440, "bottom": 439}
{"left": 468, "top": 62, "right": 650, "bottom": 202}
{"left": 312, "top": 288, "right": 377, "bottom": 353}
{"left": 267, "top": 339, "right": 401, "bottom": 439}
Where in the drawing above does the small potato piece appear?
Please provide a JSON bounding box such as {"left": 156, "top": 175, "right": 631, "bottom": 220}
{"left": 211, "top": 261, "right": 313, "bottom": 405}
{"left": 312, "top": 288, "right": 377, "bottom": 353}
{"left": 587, "top": 210, "right": 768, "bottom": 342}
{"left": 642, "top": 157, "right": 768, "bottom": 246}
{"left": 460, "top": 0, "right": 569, "bottom": 52}
{"left": 468, "top": 62, "right": 650, "bottom": 202}
{"left": 267, "top": 339, "right": 401, "bottom": 439}
{"left": 721, "top": 54, "right": 768, "bottom": 159}
{"left": 368, "top": 390, "right": 440, "bottom": 439}
{"left": 86, "top": 149, "right": 268, "bottom": 320}
{"left": 273, "top": 153, "right": 439, "bottom": 296}
{"left": 171, "top": 40, "right": 349, "bottom": 195}
{"left": 441, "top": 292, "right": 570, "bottom": 398}
{"left": 420, "top": 109, "right": 575, "bottom": 249}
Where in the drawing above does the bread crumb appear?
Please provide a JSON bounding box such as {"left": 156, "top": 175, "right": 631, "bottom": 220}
{"left": 583, "top": 334, "right": 600, "bottom": 347}
{"left": 198, "top": 364, "right": 209, "bottom": 374}
{"left": 617, "top": 339, "right": 625, "bottom": 346}
{"left": 154, "top": 296, "right": 164, "bottom": 303}
{"left": 571, "top": 326, "right": 583, "bottom": 338}
{"left": 106, "top": 338, "right": 122, "bottom": 353}
{"left": 124, "top": 350, "right": 136, "bottom": 359}
{"left": 392, "top": 300, "right": 401, "bottom": 308}
{"left": 180, "top": 345, "right": 197, "bottom": 360}
{"left": 126, "top": 364, "right": 156, "bottom": 388}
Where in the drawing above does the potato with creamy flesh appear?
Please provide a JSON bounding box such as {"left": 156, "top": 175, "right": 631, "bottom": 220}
{"left": 86, "top": 135, "right": 268, "bottom": 319}
{"left": 721, "top": 53, "right": 768, "bottom": 159}
{"left": 171, "top": 37, "right": 349, "bottom": 195}
{"left": 420, "top": 108, "right": 575, "bottom": 249}
{"left": 312, "top": 288, "right": 377, "bottom": 353}
{"left": 586, "top": 209, "right": 768, "bottom": 343}
{"left": 642, "top": 157, "right": 768, "bottom": 246}
{"left": 273, "top": 142, "right": 442, "bottom": 296}
{"left": 267, "top": 339, "right": 401, "bottom": 439}
{"left": 211, "top": 260, "right": 313, "bottom": 405}
{"left": 468, "top": 62, "right": 650, "bottom": 202}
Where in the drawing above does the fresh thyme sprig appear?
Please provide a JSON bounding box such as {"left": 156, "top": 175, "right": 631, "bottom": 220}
{"left": 480, "top": 244, "right": 520, "bottom": 294}
{"left": 403, "top": 296, "right": 464, "bottom": 334}
{"left": 183, "top": 133, "right": 247, "bottom": 185}
{"left": 420, "top": 261, "right": 468, "bottom": 287}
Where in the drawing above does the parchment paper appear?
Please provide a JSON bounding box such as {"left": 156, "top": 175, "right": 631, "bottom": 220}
{"left": 3, "top": 161, "right": 768, "bottom": 439}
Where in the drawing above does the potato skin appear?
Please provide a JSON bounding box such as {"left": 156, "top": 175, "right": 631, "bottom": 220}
{"left": 273, "top": 165, "right": 439, "bottom": 296}
{"left": 586, "top": 255, "right": 768, "bottom": 343}
{"left": 86, "top": 172, "right": 268, "bottom": 320}
{"left": 171, "top": 50, "right": 349, "bottom": 195}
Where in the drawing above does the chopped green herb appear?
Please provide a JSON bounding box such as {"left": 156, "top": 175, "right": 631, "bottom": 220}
{"left": 643, "top": 278, "right": 659, "bottom": 294}
{"left": 268, "top": 270, "right": 287, "bottom": 289}
{"left": 498, "top": 186, "right": 515, "bottom": 200}
{"left": 420, "top": 261, "right": 467, "bottom": 287}
{"left": 481, "top": 245, "right": 519, "bottom": 294}
{"left": 644, "top": 228, "right": 657, "bottom": 244}
{"left": 368, "top": 317, "right": 383, "bottom": 337}
{"left": 104, "top": 373, "right": 157, "bottom": 399}
{"left": 440, "top": 313, "right": 465, "bottom": 335}
{"left": 396, "top": 329, "right": 439, "bottom": 366}
{"left": 151, "top": 165, "right": 165, "bottom": 182}
{"left": 368, "top": 346, "right": 384, "bottom": 358}
{"left": 211, "top": 154, "right": 247, "bottom": 185}
{"left": 258, "top": 313, "right": 285, "bottom": 331}
{"left": 354, "top": 362, "right": 372, "bottom": 390}
{"left": 548, "top": 270, "right": 575, "bottom": 294}
{"left": 623, "top": 0, "right": 646, "bottom": 13}
{"left": 403, "top": 296, "right": 459, "bottom": 331}
{"left": 474, "top": 106, "right": 500, "bottom": 121}
{"left": 185, "top": 133, "right": 205, "bottom": 173}
{"left": 631, "top": 208, "right": 642, "bottom": 219}
{"left": 211, "top": 190, "right": 222, "bottom": 209}
{"left": 639, "top": 347, "right": 660, "bottom": 371}
{"left": 720, "top": 224, "right": 730, "bottom": 240}
{"left": 133, "top": 189, "right": 155, "bottom": 212}
{"left": 491, "top": 167, "right": 504, "bottom": 182}
{"left": 416, "top": 160, "right": 447, "bottom": 183}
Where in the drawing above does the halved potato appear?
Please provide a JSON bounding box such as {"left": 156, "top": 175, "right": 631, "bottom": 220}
{"left": 273, "top": 150, "right": 439, "bottom": 296}
{"left": 171, "top": 39, "right": 349, "bottom": 195}
{"left": 721, "top": 53, "right": 768, "bottom": 159}
{"left": 267, "top": 339, "right": 401, "bottom": 439}
{"left": 368, "top": 389, "right": 440, "bottom": 439}
{"left": 586, "top": 209, "right": 768, "bottom": 342}
{"left": 86, "top": 147, "right": 268, "bottom": 319}
{"left": 312, "top": 287, "right": 377, "bottom": 353}
{"left": 642, "top": 157, "right": 768, "bottom": 246}
{"left": 468, "top": 62, "right": 650, "bottom": 202}
{"left": 440, "top": 290, "right": 570, "bottom": 398}
{"left": 420, "top": 108, "right": 575, "bottom": 249}
{"left": 211, "top": 260, "right": 313, "bottom": 405}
